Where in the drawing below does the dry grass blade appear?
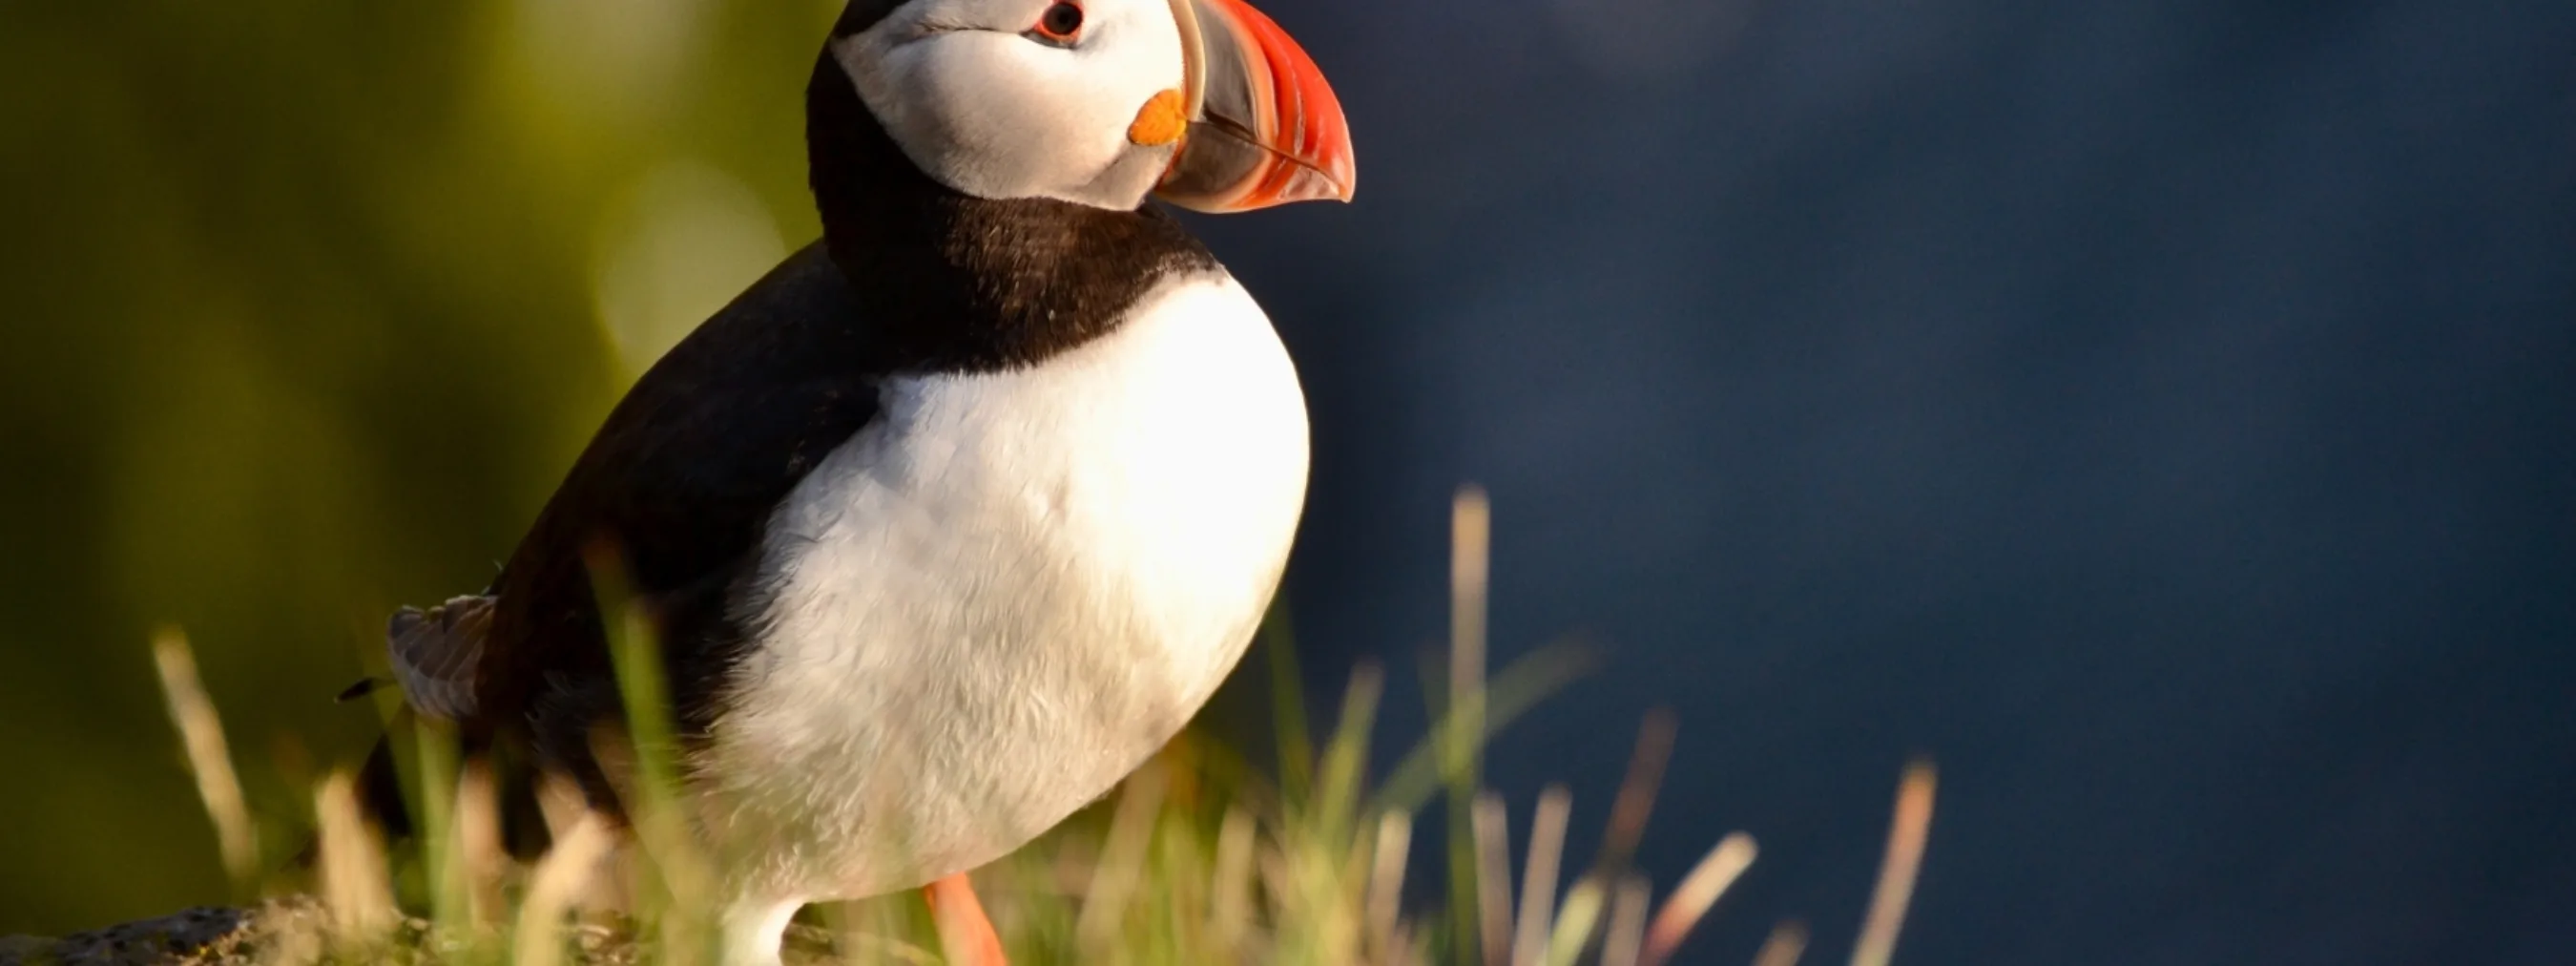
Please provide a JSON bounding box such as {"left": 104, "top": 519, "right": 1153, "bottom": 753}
{"left": 1510, "top": 784, "right": 1572, "bottom": 966}
{"left": 515, "top": 812, "right": 615, "bottom": 966}
{"left": 455, "top": 759, "right": 507, "bottom": 926}
{"left": 1367, "top": 809, "right": 1415, "bottom": 959}
{"left": 1752, "top": 921, "right": 1811, "bottom": 966}
{"left": 1449, "top": 487, "right": 1491, "bottom": 710}
{"left": 534, "top": 771, "right": 592, "bottom": 844}
{"left": 1078, "top": 762, "right": 1170, "bottom": 951}
{"left": 1849, "top": 761, "right": 1938, "bottom": 966}
{"left": 150, "top": 628, "right": 259, "bottom": 892}
{"left": 1599, "top": 874, "right": 1652, "bottom": 966}
{"left": 1472, "top": 791, "right": 1514, "bottom": 966}
{"left": 1389, "top": 924, "right": 1422, "bottom": 966}
{"left": 1640, "top": 831, "right": 1757, "bottom": 966}
{"left": 1540, "top": 875, "right": 1604, "bottom": 966}
{"left": 1448, "top": 486, "right": 1492, "bottom": 964}
{"left": 1209, "top": 807, "right": 1257, "bottom": 954}
{"left": 1319, "top": 662, "right": 1386, "bottom": 835}
{"left": 1601, "top": 709, "right": 1677, "bottom": 870}
{"left": 314, "top": 770, "right": 397, "bottom": 941}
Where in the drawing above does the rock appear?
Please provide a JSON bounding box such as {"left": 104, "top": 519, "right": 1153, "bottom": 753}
{"left": 0, "top": 899, "right": 877, "bottom": 965}
{"left": 1, "top": 902, "right": 269, "bottom": 965}
{"left": 1, "top": 898, "right": 418, "bottom": 965}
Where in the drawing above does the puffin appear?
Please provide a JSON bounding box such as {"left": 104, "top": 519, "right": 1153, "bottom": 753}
{"left": 376, "top": 0, "right": 1352, "bottom": 962}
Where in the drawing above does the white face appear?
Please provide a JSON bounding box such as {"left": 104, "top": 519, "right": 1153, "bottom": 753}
{"left": 832, "top": 0, "right": 1189, "bottom": 210}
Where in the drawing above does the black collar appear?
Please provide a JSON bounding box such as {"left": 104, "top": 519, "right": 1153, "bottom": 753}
{"left": 830, "top": 0, "right": 904, "bottom": 37}
{"left": 802, "top": 47, "right": 1217, "bottom": 373}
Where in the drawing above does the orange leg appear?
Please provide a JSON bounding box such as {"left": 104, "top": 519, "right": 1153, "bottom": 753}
{"left": 923, "top": 872, "right": 1008, "bottom": 966}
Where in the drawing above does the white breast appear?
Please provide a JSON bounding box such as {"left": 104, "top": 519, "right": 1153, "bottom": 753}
{"left": 700, "top": 271, "right": 1308, "bottom": 903}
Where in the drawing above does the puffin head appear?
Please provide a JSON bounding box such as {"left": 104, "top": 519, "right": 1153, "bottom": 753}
{"left": 820, "top": 0, "right": 1354, "bottom": 213}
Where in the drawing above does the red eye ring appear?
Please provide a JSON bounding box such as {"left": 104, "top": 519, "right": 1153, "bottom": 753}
{"left": 1031, "top": 1, "right": 1084, "bottom": 44}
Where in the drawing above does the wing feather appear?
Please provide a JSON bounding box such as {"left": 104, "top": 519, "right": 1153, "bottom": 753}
{"left": 462, "top": 242, "right": 892, "bottom": 738}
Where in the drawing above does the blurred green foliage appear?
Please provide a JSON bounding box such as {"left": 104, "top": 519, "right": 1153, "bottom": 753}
{"left": 0, "top": 0, "right": 850, "bottom": 933}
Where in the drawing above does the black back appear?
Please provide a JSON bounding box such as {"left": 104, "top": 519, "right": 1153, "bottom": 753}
{"left": 467, "top": 32, "right": 1218, "bottom": 754}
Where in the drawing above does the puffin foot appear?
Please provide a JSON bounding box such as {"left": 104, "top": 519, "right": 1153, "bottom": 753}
{"left": 924, "top": 872, "right": 1008, "bottom": 966}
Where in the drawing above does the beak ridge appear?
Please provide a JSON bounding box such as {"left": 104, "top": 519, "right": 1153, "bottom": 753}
{"left": 1155, "top": 0, "right": 1355, "bottom": 212}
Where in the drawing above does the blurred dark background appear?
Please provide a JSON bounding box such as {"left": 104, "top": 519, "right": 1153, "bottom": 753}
{"left": 4, "top": 0, "right": 2572, "bottom": 961}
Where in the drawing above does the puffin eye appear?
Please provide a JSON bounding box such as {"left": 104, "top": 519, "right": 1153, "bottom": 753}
{"left": 1029, "top": 2, "right": 1084, "bottom": 44}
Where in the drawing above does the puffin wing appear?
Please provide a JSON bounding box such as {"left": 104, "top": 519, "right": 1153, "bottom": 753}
{"left": 387, "top": 595, "right": 493, "bottom": 721}
{"left": 464, "top": 242, "right": 893, "bottom": 738}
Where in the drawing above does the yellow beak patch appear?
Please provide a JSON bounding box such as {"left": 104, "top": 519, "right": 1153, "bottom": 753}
{"left": 1128, "top": 88, "right": 1190, "bottom": 147}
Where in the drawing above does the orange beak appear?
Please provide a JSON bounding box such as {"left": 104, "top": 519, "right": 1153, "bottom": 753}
{"left": 1154, "top": 0, "right": 1356, "bottom": 212}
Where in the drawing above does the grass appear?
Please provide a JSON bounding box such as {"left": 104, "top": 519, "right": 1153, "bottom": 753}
{"left": 134, "top": 489, "right": 1937, "bottom": 966}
